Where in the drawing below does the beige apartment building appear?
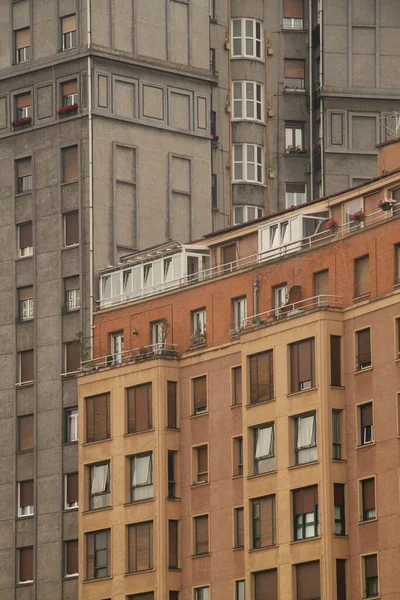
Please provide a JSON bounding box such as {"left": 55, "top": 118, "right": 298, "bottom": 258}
{"left": 77, "top": 141, "right": 400, "bottom": 600}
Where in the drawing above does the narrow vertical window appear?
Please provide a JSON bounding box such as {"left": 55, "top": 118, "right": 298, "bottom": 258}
{"left": 167, "top": 450, "right": 177, "bottom": 498}
{"left": 18, "top": 480, "right": 34, "bottom": 517}
{"left": 86, "top": 529, "right": 110, "bottom": 580}
{"left": 18, "top": 222, "right": 33, "bottom": 257}
{"left": 62, "top": 146, "right": 79, "bottom": 182}
{"left": 363, "top": 555, "right": 379, "bottom": 598}
{"left": 61, "top": 15, "right": 77, "bottom": 50}
{"left": 284, "top": 59, "right": 305, "bottom": 90}
{"left": 64, "top": 341, "right": 80, "bottom": 373}
{"left": 62, "top": 80, "right": 78, "bottom": 107}
{"left": 130, "top": 453, "right": 153, "bottom": 501}
{"left": 249, "top": 350, "right": 274, "bottom": 404}
{"left": 89, "top": 462, "right": 111, "bottom": 510}
{"left": 193, "top": 515, "right": 209, "bottom": 555}
{"left": 85, "top": 394, "right": 110, "bottom": 443}
{"left": 16, "top": 157, "right": 32, "bottom": 193}
{"left": 334, "top": 483, "right": 345, "bottom": 535}
{"left": 127, "top": 383, "right": 152, "bottom": 433}
{"left": 167, "top": 381, "right": 177, "bottom": 428}
{"left": 18, "top": 349, "right": 34, "bottom": 383}
{"left": 355, "top": 255, "right": 370, "bottom": 297}
{"left": 293, "top": 485, "right": 319, "bottom": 540}
{"left": 18, "top": 547, "right": 33, "bottom": 583}
{"left": 168, "top": 520, "right": 178, "bottom": 568}
{"left": 18, "top": 414, "right": 34, "bottom": 452}
{"left": 232, "top": 367, "right": 242, "bottom": 405}
{"left": 194, "top": 445, "right": 208, "bottom": 484}
{"left": 290, "top": 338, "right": 315, "bottom": 392}
{"left": 254, "top": 569, "right": 278, "bottom": 600}
{"left": 332, "top": 409, "right": 342, "bottom": 460}
{"left": 294, "top": 413, "right": 317, "bottom": 465}
{"left": 192, "top": 376, "right": 207, "bottom": 414}
{"left": 234, "top": 507, "right": 244, "bottom": 548}
{"left": 356, "top": 328, "right": 371, "bottom": 370}
{"left": 65, "top": 472, "right": 78, "bottom": 509}
{"left": 109, "top": 331, "right": 124, "bottom": 364}
{"left": 336, "top": 559, "right": 347, "bottom": 600}
{"left": 18, "top": 287, "right": 34, "bottom": 321}
{"left": 251, "top": 495, "right": 276, "bottom": 548}
{"left": 127, "top": 521, "right": 153, "bottom": 573}
{"left": 15, "top": 28, "right": 31, "bottom": 63}
{"left": 330, "top": 336, "right": 341, "bottom": 386}
{"left": 64, "top": 276, "right": 80, "bottom": 311}
{"left": 296, "top": 561, "right": 320, "bottom": 600}
{"left": 361, "top": 478, "right": 376, "bottom": 521}
{"left": 233, "top": 296, "right": 247, "bottom": 330}
{"left": 233, "top": 436, "right": 243, "bottom": 476}
{"left": 254, "top": 424, "right": 275, "bottom": 474}
{"left": 64, "top": 540, "right": 78, "bottom": 577}
{"left": 64, "top": 211, "right": 79, "bottom": 246}
{"left": 359, "top": 402, "right": 374, "bottom": 445}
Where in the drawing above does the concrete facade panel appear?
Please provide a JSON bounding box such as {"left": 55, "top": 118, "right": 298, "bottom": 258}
{"left": 16, "top": 452, "right": 34, "bottom": 482}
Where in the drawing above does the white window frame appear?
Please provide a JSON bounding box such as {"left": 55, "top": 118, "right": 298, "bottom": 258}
{"left": 274, "top": 284, "right": 288, "bottom": 316}
{"left": 236, "top": 579, "right": 245, "bottom": 600}
{"left": 20, "top": 298, "right": 34, "bottom": 321}
{"left": 64, "top": 474, "right": 78, "bottom": 510}
{"left": 62, "top": 30, "right": 77, "bottom": 51}
{"left": 110, "top": 332, "right": 124, "bottom": 364}
{"left": 285, "top": 184, "right": 306, "bottom": 208}
{"left": 16, "top": 105, "right": 31, "bottom": 120}
{"left": 232, "top": 81, "right": 263, "bottom": 121}
{"left": 193, "top": 308, "right": 206, "bottom": 335}
{"left": 131, "top": 453, "right": 153, "bottom": 502}
{"left": 233, "top": 144, "right": 264, "bottom": 184}
{"left": 283, "top": 17, "right": 304, "bottom": 29}
{"left": 233, "top": 297, "right": 247, "bottom": 331}
{"left": 285, "top": 124, "right": 305, "bottom": 152}
{"left": 234, "top": 205, "right": 264, "bottom": 225}
{"left": 194, "top": 587, "right": 210, "bottom": 600}
{"left": 63, "top": 92, "right": 78, "bottom": 107}
{"left": 231, "top": 18, "right": 263, "bottom": 59}
{"left": 66, "top": 288, "right": 80, "bottom": 311}
{"left": 152, "top": 321, "right": 166, "bottom": 353}
{"left": 17, "top": 174, "right": 32, "bottom": 194}
{"left": 295, "top": 413, "right": 317, "bottom": 465}
{"left": 16, "top": 46, "right": 30, "bottom": 63}
{"left": 66, "top": 408, "right": 78, "bottom": 442}
{"left": 18, "top": 482, "right": 34, "bottom": 518}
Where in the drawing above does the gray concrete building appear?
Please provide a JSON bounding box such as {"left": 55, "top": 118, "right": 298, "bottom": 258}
{"left": 0, "top": 1, "right": 400, "bottom": 600}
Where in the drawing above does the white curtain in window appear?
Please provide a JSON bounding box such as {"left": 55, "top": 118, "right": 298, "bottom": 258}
{"left": 91, "top": 464, "right": 109, "bottom": 495}
{"left": 255, "top": 426, "right": 273, "bottom": 458}
{"left": 297, "top": 415, "right": 315, "bottom": 449}
{"left": 132, "top": 455, "right": 152, "bottom": 486}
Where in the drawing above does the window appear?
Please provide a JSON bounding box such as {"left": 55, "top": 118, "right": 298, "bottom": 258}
{"left": 232, "top": 366, "right": 242, "bottom": 406}
{"left": 168, "top": 520, "right": 178, "bottom": 568}
{"left": 249, "top": 350, "right": 274, "bottom": 403}
{"left": 64, "top": 276, "right": 80, "bottom": 311}
{"left": 344, "top": 198, "right": 363, "bottom": 232}
{"left": 18, "top": 349, "right": 34, "bottom": 383}
{"left": 131, "top": 452, "right": 153, "bottom": 501}
{"left": 296, "top": 561, "right": 320, "bottom": 600}
{"left": 18, "top": 480, "right": 34, "bottom": 517}
{"left": 285, "top": 122, "right": 305, "bottom": 152}
{"left": 128, "top": 521, "right": 153, "bottom": 573}
{"left": 294, "top": 413, "right": 317, "bottom": 465}
{"left": 18, "top": 222, "right": 33, "bottom": 257}
{"left": 396, "top": 318, "right": 400, "bottom": 359}
{"left": 211, "top": 173, "right": 217, "bottom": 209}
{"left": 18, "top": 287, "right": 34, "bottom": 321}
{"left": 334, "top": 484, "right": 345, "bottom": 535}
{"left": 15, "top": 92, "right": 32, "bottom": 119}
{"left": 293, "top": 485, "right": 319, "bottom": 540}
{"left": 16, "top": 158, "right": 32, "bottom": 193}
{"left": 284, "top": 59, "right": 305, "bottom": 90}
{"left": 15, "top": 28, "right": 31, "bottom": 63}
{"left": 254, "top": 569, "right": 278, "bottom": 600}
{"left": 65, "top": 407, "right": 78, "bottom": 442}
{"left": 85, "top": 393, "right": 110, "bottom": 443}
{"left": 62, "top": 146, "right": 79, "bottom": 182}
{"left": 109, "top": 331, "right": 124, "bottom": 364}
{"left": 65, "top": 472, "right": 78, "bottom": 509}
{"left": 233, "top": 205, "right": 264, "bottom": 224}
{"left": 62, "top": 80, "right": 78, "bottom": 107}
{"left": 89, "top": 462, "right": 111, "bottom": 510}
{"left": 234, "top": 507, "right": 244, "bottom": 548}
{"left": 395, "top": 244, "right": 400, "bottom": 283}
{"left": 18, "top": 547, "right": 33, "bottom": 584}
{"left": 170, "top": 593, "right": 179, "bottom": 600}
{"left": 290, "top": 338, "right": 315, "bottom": 392}
{"left": 336, "top": 559, "right": 347, "bottom": 600}
{"left": 361, "top": 478, "right": 376, "bottom": 521}
{"left": 232, "top": 18, "right": 262, "bottom": 58}
{"left": 233, "top": 144, "right": 264, "bottom": 183}
{"left": 233, "top": 436, "right": 243, "bottom": 476}
{"left": 363, "top": 554, "right": 379, "bottom": 598}
{"left": 64, "top": 540, "right": 78, "bottom": 577}
{"left": 152, "top": 320, "right": 166, "bottom": 352}
{"left": 192, "top": 375, "right": 207, "bottom": 414}
{"left": 251, "top": 495, "right": 276, "bottom": 549}
{"left": 221, "top": 242, "right": 237, "bottom": 270}
{"left": 194, "top": 588, "right": 209, "bottom": 600}
{"left": 359, "top": 402, "right": 374, "bottom": 446}
{"left": 167, "top": 381, "right": 177, "bottom": 428}
{"left": 332, "top": 409, "right": 342, "bottom": 460}
{"left": 283, "top": 0, "right": 304, "bottom": 29}
{"left": 209, "top": 47, "right": 216, "bottom": 73}
{"left": 167, "top": 450, "right": 177, "bottom": 498}
{"left": 232, "top": 296, "right": 247, "bottom": 332}
{"left": 314, "top": 269, "right": 329, "bottom": 296}
{"left": 193, "top": 515, "right": 209, "bottom": 555}
{"left": 64, "top": 341, "right": 80, "bottom": 373}
{"left": 86, "top": 529, "right": 110, "bottom": 580}
{"left": 194, "top": 445, "right": 208, "bottom": 484}
{"left": 285, "top": 183, "right": 306, "bottom": 208}
{"left": 192, "top": 308, "right": 206, "bottom": 335}
{"left": 274, "top": 284, "right": 288, "bottom": 316}
{"left": 254, "top": 424, "right": 275, "bottom": 474}
{"left": 356, "top": 328, "right": 371, "bottom": 370}
{"left": 232, "top": 81, "right": 263, "bottom": 120}
{"left": 236, "top": 580, "right": 245, "bottom": 600}
{"left": 61, "top": 15, "right": 77, "bottom": 50}
{"left": 127, "top": 383, "right": 152, "bottom": 433}
{"left": 18, "top": 414, "right": 34, "bottom": 452}
{"left": 64, "top": 211, "right": 79, "bottom": 246}
{"left": 330, "top": 336, "right": 341, "bottom": 386}
{"left": 355, "top": 255, "right": 370, "bottom": 297}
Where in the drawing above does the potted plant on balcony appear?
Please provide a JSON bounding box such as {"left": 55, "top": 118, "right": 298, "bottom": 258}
{"left": 57, "top": 103, "right": 78, "bottom": 118}
{"left": 190, "top": 330, "right": 207, "bottom": 347}
{"left": 11, "top": 116, "right": 32, "bottom": 129}
{"left": 351, "top": 210, "right": 365, "bottom": 226}
{"left": 324, "top": 217, "right": 339, "bottom": 233}
{"left": 378, "top": 198, "right": 395, "bottom": 211}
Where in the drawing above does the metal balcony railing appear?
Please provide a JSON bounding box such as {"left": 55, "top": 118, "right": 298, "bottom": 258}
{"left": 80, "top": 343, "right": 179, "bottom": 372}
{"left": 246, "top": 294, "right": 342, "bottom": 328}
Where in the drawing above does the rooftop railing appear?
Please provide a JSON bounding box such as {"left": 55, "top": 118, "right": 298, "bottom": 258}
{"left": 98, "top": 203, "right": 398, "bottom": 309}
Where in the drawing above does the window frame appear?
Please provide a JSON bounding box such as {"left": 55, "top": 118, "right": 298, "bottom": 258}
{"left": 88, "top": 461, "right": 111, "bottom": 511}
{"left": 15, "top": 157, "right": 33, "bottom": 194}
{"left": 61, "top": 79, "right": 78, "bottom": 107}
{"left": 362, "top": 553, "right": 379, "bottom": 598}
{"left": 65, "top": 407, "right": 78, "bottom": 443}
{"left": 192, "top": 308, "right": 206, "bottom": 335}
{"left": 355, "top": 327, "right": 372, "bottom": 371}
{"left": 64, "top": 276, "right": 80, "bottom": 311}
{"left": 285, "top": 122, "right": 305, "bottom": 153}
{"left": 251, "top": 494, "right": 276, "bottom": 549}
{"left": 193, "top": 444, "right": 208, "bottom": 484}
{"left": 63, "top": 211, "right": 79, "bottom": 247}
{"left": 61, "top": 15, "right": 77, "bottom": 51}
{"left": 232, "top": 81, "right": 263, "bottom": 121}
{"left": 86, "top": 529, "right": 110, "bottom": 581}
{"left": 358, "top": 401, "right": 374, "bottom": 446}
{"left": 64, "top": 539, "right": 79, "bottom": 578}
{"left": 194, "top": 587, "right": 210, "bottom": 600}
{"left": 253, "top": 423, "right": 275, "bottom": 474}
{"left": 18, "top": 546, "right": 34, "bottom": 584}
{"left": 18, "top": 286, "right": 34, "bottom": 322}
{"left": 354, "top": 254, "right": 370, "bottom": 298}
{"left": 284, "top": 59, "right": 305, "bottom": 91}
{"left": 233, "top": 205, "right": 264, "bottom": 225}
{"left": 332, "top": 409, "right": 342, "bottom": 460}
{"left": 231, "top": 18, "right": 263, "bottom": 59}
{"left": 18, "top": 480, "right": 34, "bottom": 518}
{"left": 334, "top": 483, "right": 346, "bottom": 536}
{"left": 289, "top": 337, "right": 315, "bottom": 393}
{"left": 360, "top": 477, "right": 376, "bottom": 522}
{"left": 193, "top": 514, "right": 209, "bottom": 556}
{"left": 294, "top": 412, "right": 317, "bottom": 465}
{"left": 15, "top": 28, "right": 31, "bottom": 64}
{"left": 234, "top": 506, "right": 244, "bottom": 548}
{"left": 127, "top": 520, "right": 153, "bottom": 573}
{"left": 17, "top": 222, "right": 33, "bottom": 258}
{"left": 192, "top": 375, "right": 208, "bottom": 415}
{"left": 126, "top": 382, "right": 152, "bottom": 434}
{"left": 293, "top": 485, "right": 319, "bottom": 541}
{"left": 285, "top": 183, "right": 306, "bottom": 208}
{"left": 233, "top": 143, "right": 264, "bottom": 184}
{"left": 85, "top": 393, "right": 110, "bottom": 443}
{"left": 233, "top": 296, "right": 247, "bottom": 332}
{"left": 130, "top": 452, "right": 153, "bottom": 502}
{"left": 64, "top": 472, "right": 79, "bottom": 510}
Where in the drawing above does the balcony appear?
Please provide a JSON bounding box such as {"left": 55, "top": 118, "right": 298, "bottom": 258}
{"left": 81, "top": 343, "right": 180, "bottom": 373}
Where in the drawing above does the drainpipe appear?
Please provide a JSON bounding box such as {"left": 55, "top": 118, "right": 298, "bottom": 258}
{"left": 253, "top": 278, "right": 260, "bottom": 316}
{"left": 319, "top": 0, "right": 325, "bottom": 196}
{"left": 87, "top": 0, "right": 94, "bottom": 358}
{"left": 308, "top": 0, "right": 314, "bottom": 200}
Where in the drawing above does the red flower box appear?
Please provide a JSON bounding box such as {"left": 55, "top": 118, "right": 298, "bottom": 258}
{"left": 11, "top": 116, "right": 32, "bottom": 128}
{"left": 57, "top": 104, "right": 78, "bottom": 116}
